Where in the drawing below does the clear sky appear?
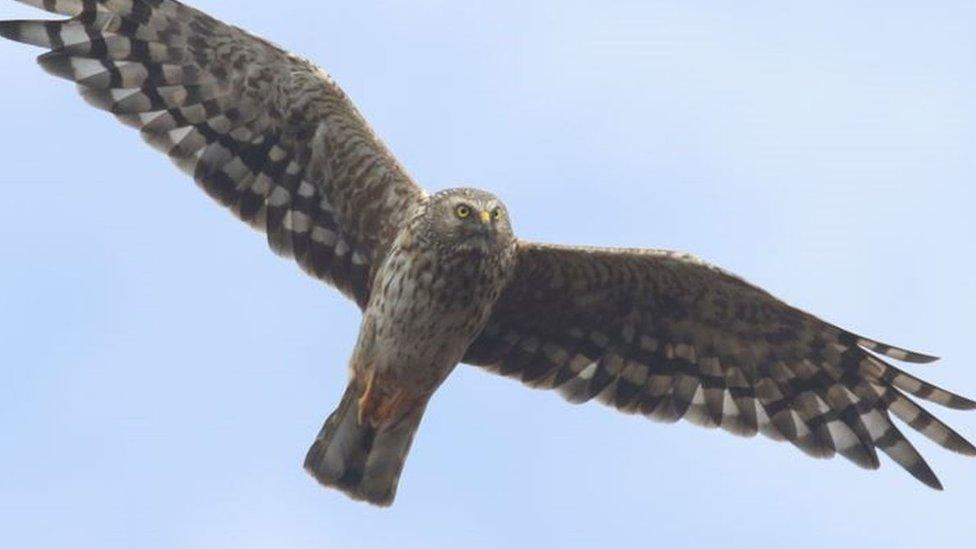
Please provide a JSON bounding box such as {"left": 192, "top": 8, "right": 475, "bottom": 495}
{"left": 1, "top": 1, "right": 974, "bottom": 548}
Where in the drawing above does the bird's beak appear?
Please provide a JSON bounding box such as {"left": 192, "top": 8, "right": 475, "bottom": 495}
{"left": 479, "top": 210, "right": 491, "bottom": 224}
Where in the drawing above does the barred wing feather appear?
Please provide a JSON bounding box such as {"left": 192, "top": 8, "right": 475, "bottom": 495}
{"left": 465, "top": 242, "right": 976, "bottom": 489}
{"left": 0, "top": 0, "right": 426, "bottom": 307}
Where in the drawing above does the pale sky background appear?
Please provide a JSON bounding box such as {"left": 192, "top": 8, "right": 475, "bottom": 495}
{"left": 1, "top": 1, "right": 974, "bottom": 548}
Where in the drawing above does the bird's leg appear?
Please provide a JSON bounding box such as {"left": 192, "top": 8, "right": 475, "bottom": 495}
{"left": 357, "top": 369, "right": 376, "bottom": 426}
{"left": 374, "top": 391, "right": 408, "bottom": 424}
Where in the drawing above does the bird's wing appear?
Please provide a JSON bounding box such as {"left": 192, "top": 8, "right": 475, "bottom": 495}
{"left": 464, "top": 241, "right": 975, "bottom": 488}
{"left": 0, "top": 0, "right": 427, "bottom": 307}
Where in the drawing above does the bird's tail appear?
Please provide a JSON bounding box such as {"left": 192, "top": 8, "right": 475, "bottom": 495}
{"left": 304, "top": 382, "right": 426, "bottom": 507}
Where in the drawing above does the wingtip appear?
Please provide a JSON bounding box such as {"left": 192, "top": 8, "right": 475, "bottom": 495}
{"left": 942, "top": 392, "right": 976, "bottom": 411}
{"left": 854, "top": 336, "right": 939, "bottom": 364}
{"left": 954, "top": 439, "right": 976, "bottom": 457}
{"left": 915, "top": 463, "right": 944, "bottom": 491}
{"left": 954, "top": 397, "right": 976, "bottom": 411}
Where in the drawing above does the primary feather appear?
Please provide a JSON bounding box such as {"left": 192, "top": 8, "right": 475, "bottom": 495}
{"left": 1, "top": 0, "right": 426, "bottom": 308}
{"left": 464, "top": 244, "right": 975, "bottom": 490}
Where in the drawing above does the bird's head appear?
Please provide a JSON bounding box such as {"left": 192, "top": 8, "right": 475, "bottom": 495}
{"left": 421, "top": 187, "right": 515, "bottom": 253}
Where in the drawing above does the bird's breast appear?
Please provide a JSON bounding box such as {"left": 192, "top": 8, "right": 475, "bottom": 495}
{"left": 365, "top": 242, "right": 510, "bottom": 367}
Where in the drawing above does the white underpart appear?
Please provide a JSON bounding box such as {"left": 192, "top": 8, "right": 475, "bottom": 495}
{"left": 268, "top": 145, "right": 287, "bottom": 162}
{"left": 311, "top": 226, "right": 337, "bottom": 246}
{"left": 578, "top": 362, "right": 598, "bottom": 380}
{"left": 282, "top": 211, "right": 310, "bottom": 234}
{"left": 69, "top": 57, "right": 107, "bottom": 80}
{"left": 827, "top": 420, "right": 860, "bottom": 452}
{"left": 887, "top": 348, "right": 910, "bottom": 360}
{"left": 722, "top": 391, "right": 736, "bottom": 418}
{"left": 251, "top": 174, "right": 273, "bottom": 197}
{"left": 111, "top": 88, "right": 142, "bottom": 102}
{"left": 861, "top": 409, "right": 889, "bottom": 440}
{"left": 267, "top": 186, "right": 290, "bottom": 207}
{"left": 168, "top": 126, "right": 194, "bottom": 144}
{"left": 792, "top": 411, "right": 811, "bottom": 438}
{"left": 298, "top": 181, "right": 316, "bottom": 198}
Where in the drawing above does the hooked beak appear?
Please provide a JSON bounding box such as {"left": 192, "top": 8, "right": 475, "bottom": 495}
{"left": 479, "top": 210, "right": 491, "bottom": 224}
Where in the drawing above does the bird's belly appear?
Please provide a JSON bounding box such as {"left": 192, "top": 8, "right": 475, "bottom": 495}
{"left": 376, "top": 295, "right": 486, "bottom": 369}
{"left": 364, "top": 267, "right": 496, "bottom": 385}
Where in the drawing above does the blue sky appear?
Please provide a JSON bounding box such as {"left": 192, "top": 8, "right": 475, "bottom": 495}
{"left": 1, "top": 1, "right": 974, "bottom": 547}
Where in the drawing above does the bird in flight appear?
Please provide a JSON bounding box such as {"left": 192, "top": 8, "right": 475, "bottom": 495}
{"left": 2, "top": 0, "right": 973, "bottom": 507}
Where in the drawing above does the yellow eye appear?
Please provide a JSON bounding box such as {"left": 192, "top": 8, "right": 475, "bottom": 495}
{"left": 455, "top": 204, "right": 472, "bottom": 219}
{"left": 491, "top": 207, "right": 503, "bottom": 220}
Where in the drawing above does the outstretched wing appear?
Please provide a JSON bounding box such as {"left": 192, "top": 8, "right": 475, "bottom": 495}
{"left": 0, "top": 0, "right": 426, "bottom": 307}
{"left": 464, "top": 242, "right": 976, "bottom": 488}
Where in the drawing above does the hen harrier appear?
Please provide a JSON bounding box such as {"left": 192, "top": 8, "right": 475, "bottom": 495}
{"left": 2, "top": 0, "right": 972, "bottom": 506}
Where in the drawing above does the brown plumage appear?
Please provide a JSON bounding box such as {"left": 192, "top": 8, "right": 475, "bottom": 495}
{"left": 2, "top": 0, "right": 973, "bottom": 506}
{"left": 305, "top": 189, "right": 516, "bottom": 505}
